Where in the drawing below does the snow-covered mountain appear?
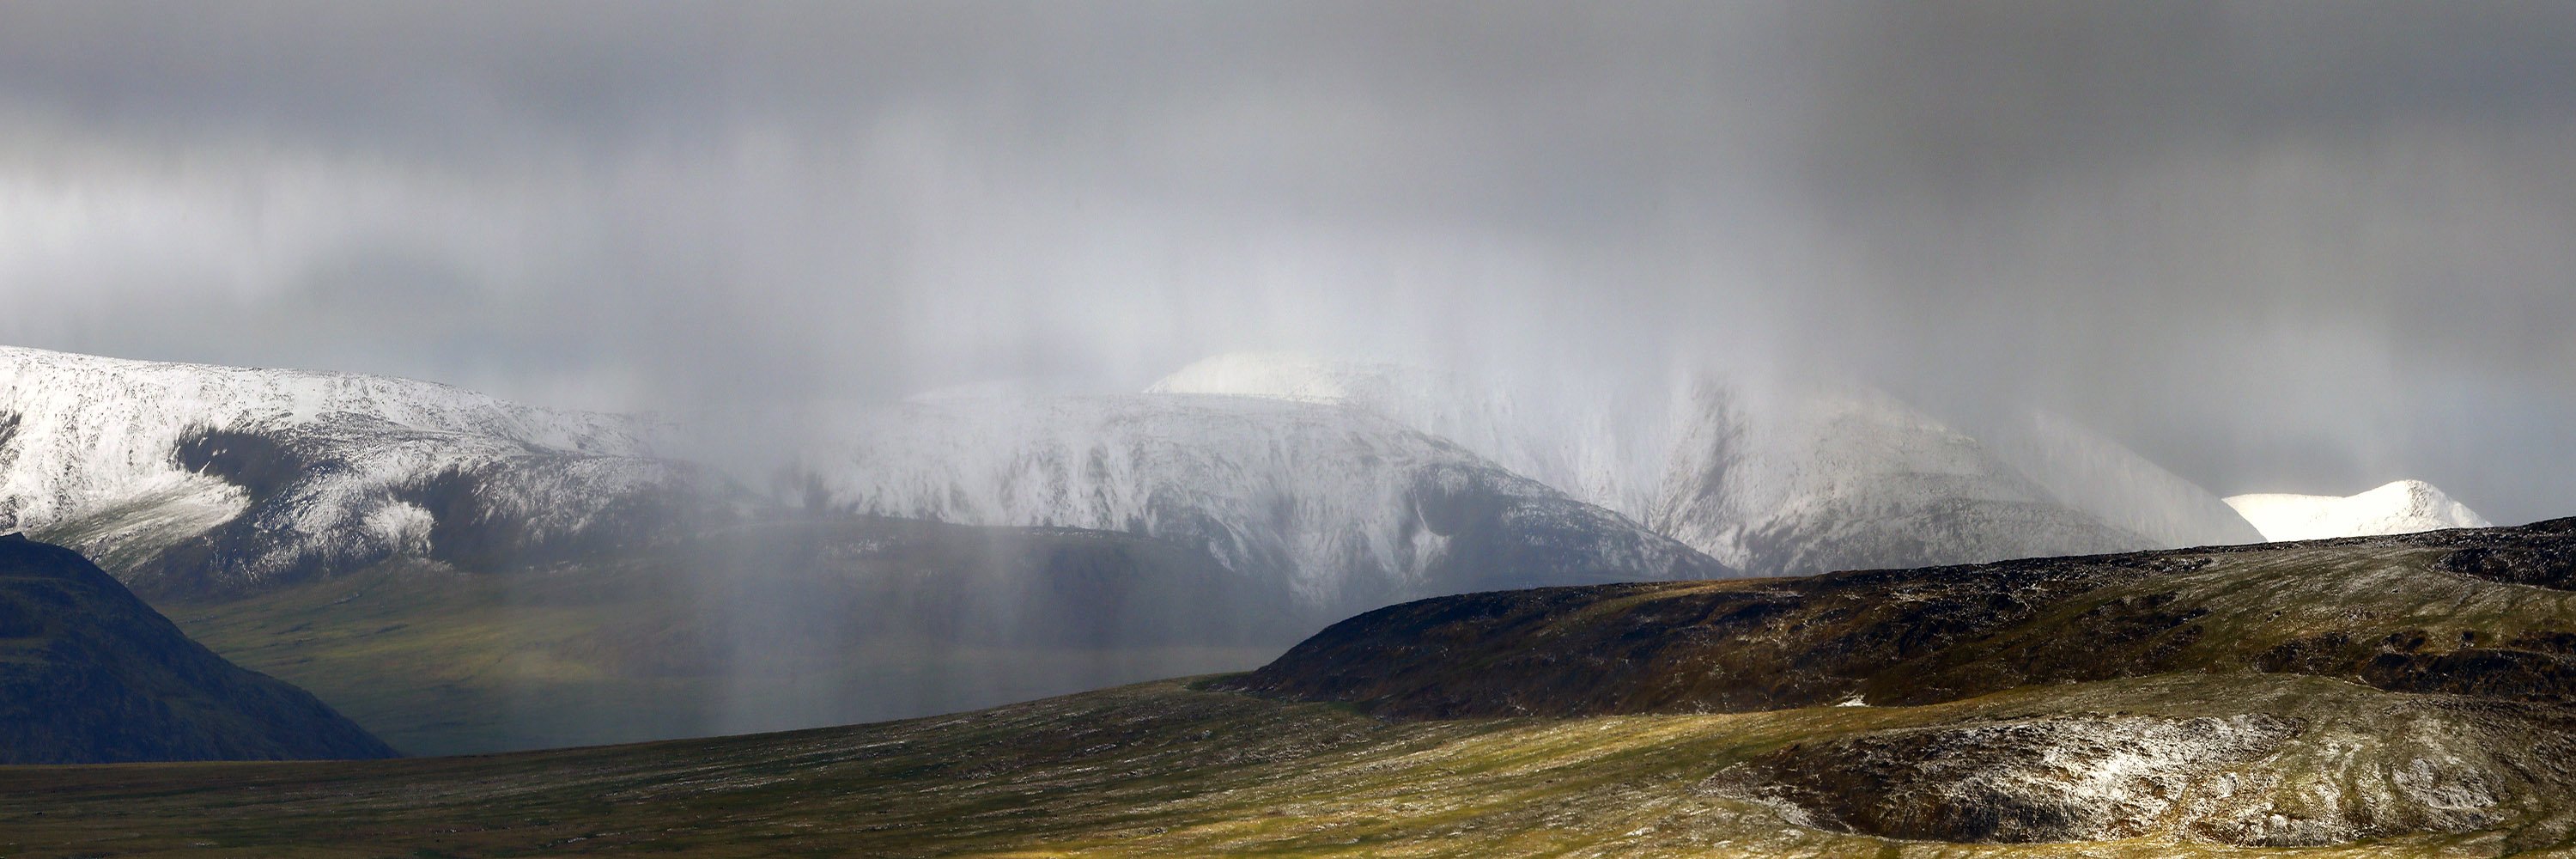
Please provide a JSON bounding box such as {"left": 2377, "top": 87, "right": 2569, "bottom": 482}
{"left": 1647, "top": 380, "right": 2160, "bottom": 577}
{"left": 796, "top": 393, "right": 1730, "bottom": 618}
{"left": 0, "top": 346, "right": 699, "bottom": 595}
{"left": 2224, "top": 480, "right": 2491, "bottom": 542}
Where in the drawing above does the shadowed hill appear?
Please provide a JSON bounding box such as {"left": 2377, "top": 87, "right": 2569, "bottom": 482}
{"left": 1220, "top": 518, "right": 2576, "bottom": 718}
{"left": 0, "top": 533, "right": 393, "bottom": 763}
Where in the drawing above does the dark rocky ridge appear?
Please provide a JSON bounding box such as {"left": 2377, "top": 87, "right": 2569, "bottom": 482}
{"left": 0, "top": 533, "right": 394, "bottom": 763}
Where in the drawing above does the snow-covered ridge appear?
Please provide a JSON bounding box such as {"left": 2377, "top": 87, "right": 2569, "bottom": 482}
{"left": 799, "top": 393, "right": 1727, "bottom": 613}
{"left": 2224, "top": 480, "right": 2491, "bottom": 542}
{"left": 0, "top": 345, "right": 684, "bottom": 593}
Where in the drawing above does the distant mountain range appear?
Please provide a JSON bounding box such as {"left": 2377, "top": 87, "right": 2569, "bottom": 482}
{"left": 1, "top": 344, "right": 2491, "bottom": 603}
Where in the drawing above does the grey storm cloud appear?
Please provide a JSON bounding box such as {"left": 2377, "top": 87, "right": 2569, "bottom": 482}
{"left": 2, "top": 1, "right": 2574, "bottom": 521}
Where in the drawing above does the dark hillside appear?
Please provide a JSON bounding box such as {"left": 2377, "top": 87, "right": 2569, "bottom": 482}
{"left": 1222, "top": 519, "right": 2576, "bottom": 718}
{"left": 0, "top": 533, "right": 393, "bottom": 763}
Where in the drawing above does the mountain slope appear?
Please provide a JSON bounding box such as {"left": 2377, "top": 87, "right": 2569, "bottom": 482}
{"left": 799, "top": 394, "right": 1731, "bottom": 620}
{"left": 0, "top": 533, "right": 392, "bottom": 763}
{"left": 0, "top": 345, "right": 701, "bottom": 596}
{"left": 2227, "top": 479, "right": 2492, "bottom": 541}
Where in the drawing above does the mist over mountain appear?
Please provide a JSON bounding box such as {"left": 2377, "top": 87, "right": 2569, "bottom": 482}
{"left": 1150, "top": 350, "right": 2272, "bottom": 577}
{"left": 1147, "top": 351, "right": 1676, "bottom": 524}
{"left": 796, "top": 392, "right": 1728, "bottom": 618}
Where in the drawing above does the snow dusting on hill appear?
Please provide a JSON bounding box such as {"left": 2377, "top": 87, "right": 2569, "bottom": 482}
{"left": 0, "top": 345, "right": 690, "bottom": 593}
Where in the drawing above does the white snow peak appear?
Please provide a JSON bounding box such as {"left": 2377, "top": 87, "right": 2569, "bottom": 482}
{"left": 2224, "top": 480, "right": 2491, "bottom": 542}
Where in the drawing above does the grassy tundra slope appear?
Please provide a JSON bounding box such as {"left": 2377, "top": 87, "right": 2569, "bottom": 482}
{"left": 5, "top": 521, "right": 2576, "bottom": 856}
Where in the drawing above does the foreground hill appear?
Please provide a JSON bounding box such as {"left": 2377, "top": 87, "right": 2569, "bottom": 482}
{"left": 0, "top": 533, "right": 392, "bottom": 763}
{"left": 7, "top": 521, "right": 2575, "bottom": 856}
{"left": 1224, "top": 517, "right": 2576, "bottom": 718}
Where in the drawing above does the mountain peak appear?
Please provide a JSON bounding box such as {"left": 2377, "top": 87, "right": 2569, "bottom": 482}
{"left": 2224, "top": 479, "right": 2491, "bottom": 542}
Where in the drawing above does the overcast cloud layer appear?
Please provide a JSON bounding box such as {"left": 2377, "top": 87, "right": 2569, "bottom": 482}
{"left": 3, "top": 1, "right": 2573, "bottom": 522}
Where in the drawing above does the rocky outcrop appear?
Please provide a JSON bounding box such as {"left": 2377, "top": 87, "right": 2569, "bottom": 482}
{"left": 1704, "top": 714, "right": 2304, "bottom": 843}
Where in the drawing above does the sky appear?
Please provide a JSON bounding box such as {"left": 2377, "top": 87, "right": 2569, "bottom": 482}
{"left": 3, "top": 1, "right": 2573, "bottom": 523}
